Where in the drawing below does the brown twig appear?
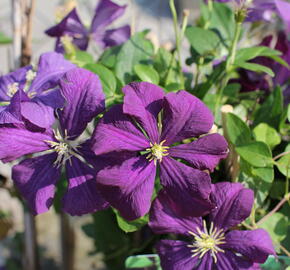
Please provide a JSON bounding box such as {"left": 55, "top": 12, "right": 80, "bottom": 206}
{"left": 273, "top": 151, "right": 290, "bottom": 161}
{"left": 257, "top": 194, "right": 290, "bottom": 226}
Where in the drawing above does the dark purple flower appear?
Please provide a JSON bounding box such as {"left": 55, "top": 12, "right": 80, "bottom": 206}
{"left": 149, "top": 182, "right": 275, "bottom": 270}
{"left": 0, "top": 52, "right": 75, "bottom": 127}
{"left": 45, "top": 0, "right": 131, "bottom": 53}
{"left": 232, "top": 31, "right": 290, "bottom": 103}
{"left": 90, "top": 82, "right": 228, "bottom": 220}
{"left": 0, "top": 68, "right": 108, "bottom": 215}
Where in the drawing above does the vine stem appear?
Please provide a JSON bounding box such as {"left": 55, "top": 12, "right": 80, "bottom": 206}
{"left": 257, "top": 193, "right": 290, "bottom": 226}
{"left": 214, "top": 20, "right": 242, "bottom": 117}
{"left": 273, "top": 151, "right": 290, "bottom": 161}
{"left": 169, "top": 0, "right": 185, "bottom": 88}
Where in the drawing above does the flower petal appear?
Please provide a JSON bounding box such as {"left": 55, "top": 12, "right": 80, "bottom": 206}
{"left": 0, "top": 65, "right": 31, "bottom": 101}
{"left": 33, "top": 89, "right": 65, "bottom": 109}
{"left": 156, "top": 240, "right": 199, "bottom": 270}
{"left": 29, "top": 52, "right": 75, "bottom": 94}
{"left": 12, "top": 153, "right": 60, "bottom": 215}
{"left": 0, "top": 90, "right": 24, "bottom": 124}
{"left": 275, "top": 0, "right": 290, "bottom": 32}
{"left": 209, "top": 182, "right": 254, "bottom": 230}
{"left": 161, "top": 91, "right": 214, "bottom": 145}
{"left": 169, "top": 134, "right": 228, "bottom": 172}
{"left": 224, "top": 229, "right": 275, "bottom": 264}
{"left": 160, "top": 157, "right": 213, "bottom": 217}
{"left": 62, "top": 157, "right": 109, "bottom": 215}
{"left": 123, "top": 82, "right": 165, "bottom": 143}
{"left": 91, "top": 104, "right": 149, "bottom": 155}
{"left": 149, "top": 190, "right": 202, "bottom": 235}
{"left": 90, "top": 0, "right": 127, "bottom": 32}
{"left": 0, "top": 124, "right": 52, "bottom": 162}
{"left": 101, "top": 25, "right": 131, "bottom": 48}
{"left": 58, "top": 68, "right": 105, "bottom": 139}
{"left": 216, "top": 251, "right": 260, "bottom": 270}
{"left": 45, "top": 9, "right": 88, "bottom": 52}
{"left": 21, "top": 101, "right": 55, "bottom": 129}
{"left": 96, "top": 155, "right": 156, "bottom": 220}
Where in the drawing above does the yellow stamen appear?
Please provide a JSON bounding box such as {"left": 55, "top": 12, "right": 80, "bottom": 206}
{"left": 146, "top": 140, "right": 169, "bottom": 165}
{"left": 44, "top": 129, "right": 79, "bottom": 167}
{"left": 187, "top": 221, "right": 226, "bottom": 264}
{"left": 7, "top": 82, "right": 19, "bottom": 97}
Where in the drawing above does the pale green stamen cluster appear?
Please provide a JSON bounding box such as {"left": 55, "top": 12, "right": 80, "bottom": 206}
{"left": 7, "top": 82, "right": 19, "bottom": 97}
{"left": 187, "top": 221, "right": 226, "bottom": 263}
{"left": 146, "top": 140, "right": 169, "bottom": 165}
{"left": 45, "top": 129, "right": 79, "bottom": 168}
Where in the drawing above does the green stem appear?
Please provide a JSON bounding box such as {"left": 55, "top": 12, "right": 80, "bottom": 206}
{"left": 204, "top": 0, "right": 213, "bottom": 29}
{"left": 214, "top": 21, "right": 242, "bottom": 117}
{"left": 169, "top": 0, "right": 184, "bottom": 88}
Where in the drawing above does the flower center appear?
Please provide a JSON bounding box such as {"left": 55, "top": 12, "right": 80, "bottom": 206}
{"left": 44, "top": 129, "right": 79, "bottom": 167}
{"left": 187, "top": 221, "right": 226, "bottom": 263}
{"left": 7, "top": 83, "right": 19, "bottom": 97}
{"left": 146, "top": 140, "right": 169, "bottom": 165}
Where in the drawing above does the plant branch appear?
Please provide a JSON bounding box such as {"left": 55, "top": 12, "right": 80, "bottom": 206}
{"left": 257, "top": 193, "right": 290, "bottom": 226}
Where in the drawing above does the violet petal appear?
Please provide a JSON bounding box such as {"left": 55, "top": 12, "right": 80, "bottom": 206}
{"left": 102, "top": 25, "right": 131, "bottom": 48}
{"left": 156, "top": 240, "right": 199, "bottom": 270}
{"left": 12, "top": 153, "right": 61, "bottom": 215}
{"left": 29, "top": 52, "right": 75, "bottom": 94}
{"left": 0, "top": 65, "right": 31, "bottom": 101}
{"left": 91, "top": 104, "right": 149, "bottom": 155}
{"left": 0, "top": 125, "right": 52, "bottom": 162}
{"left": 209, "top": 182, "right": 254, "bottom": 230}
{"left": 123, "top": 82, "right": 164, "bottom": 143}
{"left": 96, "top": 155, "right": 156, "bottom": 220}
{"left": 149, "top": 189, "right": 203, "bottom": 235}
{"left": 90, "top": 0, "right": 127, "bottom": 33}
{"left": 62, "top": 157, "right": 109, "bottom": 215}
{"left": 224, "top": 229, "right": 275, "bottom": 264}
{"left": 169, "top": 133, "right": 228, "bottom": 172}
{"left": 58, "top": 68, "right": 105, "bottom": 139}
{"left": 161, "top": 91, "right": 214, "bottom": 145}
{"left": 160, "top": 157, "right": 213, "bottom": 217}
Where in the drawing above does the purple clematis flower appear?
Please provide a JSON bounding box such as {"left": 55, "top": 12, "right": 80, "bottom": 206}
{"left": 45, "top": 0, "right": 130, "bottom": 53}
{"left": 0, "top": 68, "right": 108, "bottom": 215}
{"left": 149, "top": 182, "right": 275, "bottom": 270}
{"left": 232, "top": 31, "right": 290, "bottom": 104}
{"left": 90, "top": 82, "right": 228, "bottom": 220}
{"left": 0, "top": 52, "right": 75, "bottom": 127}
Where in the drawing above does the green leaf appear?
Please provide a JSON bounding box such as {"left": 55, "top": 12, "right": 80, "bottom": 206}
{"left": 0, "top": 32, "right": 12, "bottom": 44}
{"left": 276, "top": 144, "right": 290, "bottom": 177}
{"left": 254, "top": 86, "right": 283, "bottom": 129}
{"left": 225, "top": 113, "right": 252, "bottom": 146}
{"left": 259, "top": 213, "right": 288, "bottom": 243}
{"left": 114, "top": 211, "right": 148, "bottom": 233}
{"left": 115, "top": 31, "right": 154, "bottom": 84}
{"left": 236, "top": 141, "right": 272, "bottom": 167}
{"left": 66, "top": 51, "right": 94, "bottom": 67}
{"left": 134, "top": 64, "right": 160, "bottom": 84}
{"left": 99, "top": 45, "right": 122, "bottom": 68}
{"left": 234, "top": 62, "right": 274, "bottom": 77}
{"left": 84, "top": 63, "right": 116, "bottom": 97}
{"left": 253, "top": 123, "right": 281, "bottom": 149}
{"left": 235, "top": 46, "right": 281, "bottom": 64}
{"left": 209, "top": 2, "right": 235, "bottom": 44}
{"left": 185, "top": 26, "right": 220, "bottom": 56}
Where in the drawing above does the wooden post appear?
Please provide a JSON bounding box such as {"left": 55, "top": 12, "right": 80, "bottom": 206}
{"left": 11, "top": 1, "right": 38, "bottom": 269}
{"left": 60, "top": 212, "right": 75, "bottom": 270}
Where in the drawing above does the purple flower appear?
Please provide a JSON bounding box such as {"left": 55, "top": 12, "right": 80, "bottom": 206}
{"left": 0, "top": 68, "right": 108, "bottom": 215}
{"left": 149, "top": 182, "right": 275, "bottom": 270}
{"left": 232, "top": 31, "right": 290, "bottom": 103}
{"left": 0, "top": 52, "right": 75, "bottom": 128}
{"left": 90, "top": 82, "right": 228, "bottom": 220}
{"left": 45, "top": 0, "right": 131, "bottom": 53}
